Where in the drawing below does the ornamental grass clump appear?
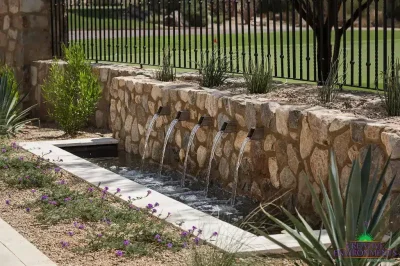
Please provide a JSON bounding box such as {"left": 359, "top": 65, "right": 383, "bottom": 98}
{"left": 154, "top": 48, "right": 175, "bottom": 82}
{"left": 318, "top": 59, "right": 342, "bottom": 103}
{"left": 197, "top": 50, "right": 230, "bottom": 88}
{"left": 249, "top": 147, "right": 399, "bottom": 266}
{"left": 42, "top": 44, "right": 101, "bottom": 135}
{"left": 382, "top": 59, "right": 400, "bottom": 116}
{"left": 244, "top": 60, "right": 275, "bottom": 94}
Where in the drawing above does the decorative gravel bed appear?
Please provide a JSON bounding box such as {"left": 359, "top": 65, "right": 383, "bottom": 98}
{"left": 0, "top": 125, "right": 301, "bottom": 266}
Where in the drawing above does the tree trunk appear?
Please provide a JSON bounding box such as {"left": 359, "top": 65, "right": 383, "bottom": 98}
{"left": 316, "top": 26, "right": 333, "bottom": 85}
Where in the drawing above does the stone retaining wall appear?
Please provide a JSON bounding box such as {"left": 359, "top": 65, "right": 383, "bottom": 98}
{"left": 30, "top": 60, "right": 400, "bottom": 216}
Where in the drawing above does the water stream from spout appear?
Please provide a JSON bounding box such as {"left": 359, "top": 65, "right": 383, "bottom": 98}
{"left": 142, "top": 114, "right": 160, "bottom": 164}
{"left": 159, "top": 119, "right": 179, "bottom": 176}
{"left": 205, "top": 131, "right": 224, "bottom": 195}
{"left": 181, "top": 124, "right": 201, "bottom": 187}
{"left": 231, "top": 137, "right": 251, "bottom": 205}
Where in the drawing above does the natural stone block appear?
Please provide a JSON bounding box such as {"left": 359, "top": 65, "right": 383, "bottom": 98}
{"left": 0, "top": 2, "right": 8, "bottom": 15}
{"left": 268, "top": 157, "right": 279, "bottom": 188}
{"left": 205, "top": 93, "right": 220, "bottom": 117}
{"left": 310, "top": 147, "right": 329, "bottom": 184}
{"left": 3, "top": 15, "right": 10, "bottom": 30}
{"left": 381, "top": 131, "right": 400, "bottom": 159}
{"left": 364, "top": 123, "right": 384, "bottom": 142}
{"left": 234, "top": 131, "right": 248, "bottom": 151}
{"left": 223, "top": 140, "right": 233, "bottom": 158}
{"left": 197, "top": 146, "right": 208, "bottom": 168}
{"left": 288, "top": 109, "right": 302, "bottom": 129}
{"left": 348, "top": 145, "right": 359, "bottom": 161}
{"left": 245, "top": 101, "right": 257, "bottom": 129}
{"left": 151, "top": 141, "right": 162, "bottom": 161}
{"left": 329, "top": 116, "right": 352, "bottom": 132}
{"left": 175, "top": 130, "right": 182, "bottom": 148}
{"left": 263, "top": 134, "right": 276, "bottom": 151}
{"left": 260, "top": 102, "right": 279, "bottom": 129}
{"left": 131, "top": 118, "right": 139, "bottom": 142}
{"left": 279, "top": 166, "right": 296, "bottom": 189}
{"left": 135, "top": 82, "right": 143, "bottom": 94}
{"left": 196, "top": 128, "right": 207, "bottom": 143}
{"left": 30, "top": 66, "right": 38, "bottom": 86}
{"left": 21, "top": 0, "right": 44, "bottom": 13}
{"left": 350, "top": 121, "right": 366, "bottom": 144}
{"left": 179, "top": 89, "right": 190, "bottom": 103}
{"left": 333, "top": 130, "right": 351, "bottom": 168}
{"left": 100, "top": 68, "right": 109, "bottom": 82}
{"left": 297, "top": 171, "right": 311, "bottom": 206}
{"left": 124, "top": 114, "right": 133, "bottom": 133}
{"left": 8, "top": 28, "right": 18, "bottom": 40}
{"left": 385, "top": 160, "right": 400, "bottom": 192}
{"left": 0, "top": 32, "right": 7, "bottom": 47}
{"left": 287, "top": 144, "right": 301, "bottom": 174}
{"left": 307, "top": 109, "right": 336, "bottom": 146}
{"left": 125, "top": 136, "right": 132, "bottom": 153}
{"left": 126, "top": 80, "right": 134, "bottom": 92}
{"left": 276, "top": 106, "right": 290, "bottom": 136}
{"left": 275, "top": 139, "right": 287, "bottom": 168}
{"left": 121, "top": 106, "right": 126, "bottom": 123}
{"left": 300, "top": 118, "right": 314, "bottom": 159}
{"left": 235, "top": 113, "right": 246, "bottom": 127}
{"left": 151, "top": 85, "right": 163, "bottom": 100}
{"left": 196, "top": 92, "right": 207, "bottom": 110}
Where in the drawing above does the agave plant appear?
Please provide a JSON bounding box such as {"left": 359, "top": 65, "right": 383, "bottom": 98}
{"left": 0, "top": 75, "right": 36, "bottom": 136}
{"left": 250, "top": 147, "right": 399, "bottom": 266}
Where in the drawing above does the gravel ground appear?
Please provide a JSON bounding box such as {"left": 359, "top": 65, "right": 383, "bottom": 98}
{"left": 0, "top": 126, "right": 301, "bottom": 266}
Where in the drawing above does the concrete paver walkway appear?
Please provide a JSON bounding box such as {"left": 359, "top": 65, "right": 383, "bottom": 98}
{"left": 0, "top": 218, "right": 56, "bottom": 266}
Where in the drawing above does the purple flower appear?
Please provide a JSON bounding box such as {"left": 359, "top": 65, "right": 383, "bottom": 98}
{"left": 152, "top": 209, "right": 157, "bottom": 213}
{"left": 129, "top": 204, "right": 134, "bottom": 209}
{"left": 41, "top": 195, "right": 48, "bottom": 201}
{"left": 146, "top": 190, "right": 151, "bottom": 196}
{"left": 128, "top": 196, "right": 131, "bottom": 200}
{"left": 25, "top": 175, "right": 30, "bottom": 179}
{"left": 115, "top": 250, "right": 124, "bottom": 257}
{"left": 157, "top": 238, "right": 162, "bottom": 243}
{"left": 146, "top": 203, "right": 154, "bottom": 209}
{"left": 58, "top": 180, "right": 66, "bottom": 185}
{"left": 167, "top": 212, "right": 171, "bottom": 217}
{"left": 154, "top": 202, "right": 159, "bottom": 207}
{"left": 155, "top": 234, "right": 161, "bottom": 240}
{"left": 1, "top": 148, "right": 6, "bottom": 153}
{"left": 197, "top": 229, "right": 202, "bottom": 235}
{"left": 212, "top": 232, "right": 218, "bottom": 237}
{"left": 87, "top": 187, "right": 94, "bottom": 193}
{"left": 116, "top": 188, "right": 121, "bottom": 193}
{"left": 64, "top": 197, "right": 71, "bottom": 202}
{"left": 49, "top": 201, "right": 57, "bottom": 205}
{"left": 181, "top": 231, "right": 188, "bottom": 238}
{"left": 194, "top": 237, "right": 200, "bottom": 245}
{"left": 18, "top": 156, "right": 24, "bottom": 161}
{"left": 104, "top": 187, "right": 109, "bottom": 191}
{"left": 167, "top": 243, "right": 173, "bottom": 248}
{"left": 61, "top": 241, "right": 69, "bottom": 248}
{"left": 182, "top": 242, "right": 188, "bottom": 248}
{"left": 97, "top": 233, "right": 102, "bottom": 238}
{"left": 192, "top": 226, "right": 197, "bottom": 231}
{"left": 188, "top": 229, "right": 193, "bottom": 234}
{"left": 11, "top": 142, "right": 17, "bottom": 149}
{"left": 68, "top": 231, "right": 74, "bottom": 236}
{"left": 26, "top": 208, "right": 30, "bottom": 212}
{"left": 54, "top": 167, "right": 61, "bottom": 173}
{"left": 78, "top": 224, "right": 85, "bottom": 230}
{"left": 123, "top": 239, "right": 130, "bottom": 246}
{"left": 5, "top": 199, "right": 10, "bottom": 205}
{"left": 73, "top": 221, "right": 78, "bottom": 227}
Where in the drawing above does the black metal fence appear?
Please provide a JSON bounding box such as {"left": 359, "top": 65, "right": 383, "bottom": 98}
{"left": 51, "top": 0, "right": 399, "bottom": 90}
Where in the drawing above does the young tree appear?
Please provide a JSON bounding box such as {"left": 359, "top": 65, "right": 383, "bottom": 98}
{"left": 292, "top": 0, "right": 376, "bottom": 84}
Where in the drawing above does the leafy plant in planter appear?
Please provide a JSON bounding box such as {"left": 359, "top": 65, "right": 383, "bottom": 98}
{"left": 244, "top": 59, "right": 275, "bottom": 94}
{"left": 197, "top": 50, "right": 230, "bottom": 88}
{"left": 42, "top": 45, "right": 101, "bottom": 135}
{"left": 154, "top": 48, "right": 175, "bottom": 82}
{"left": 250, "top": 147, "right": 399, "bottom": 266}
{"left": 0, "top": 74, "right": 36, "bottom": 137}
{"left": 382, "top": 59, "right": 400, "bottom": 116}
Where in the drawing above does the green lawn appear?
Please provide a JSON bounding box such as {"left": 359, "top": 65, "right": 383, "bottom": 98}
{"left": 71, "top": 29, "right": 400, "bottom": 89}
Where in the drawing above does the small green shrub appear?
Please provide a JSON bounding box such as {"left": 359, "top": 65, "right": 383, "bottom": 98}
{"left": 382, "top": 59, "right": 400, "bottom": 116}
{"left": 154, "top": 48, "right": 175, "bottom": 82}
{"left": 0, "top": 74, "right": 36, "bottom": 136}
{"left": 250, "top": 147, "right": 400, "bottom": 266}
{"left": 42, "top": 45, "right": 101, "bottom": 135}
{"left": 188, "top": 247, "right": 237, "bottom": 266}
{"left": 244, "top": 60, "right": 275, "bottom": 94}
{"left": 198, "top": 50, "right": 230, "bottom": 88}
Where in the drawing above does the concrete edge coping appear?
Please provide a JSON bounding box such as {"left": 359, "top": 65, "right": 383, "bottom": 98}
{"left": 0, "top": 218, "right": 57, "bottom": 266}
{"left": 19, "top": 138, "right": 332, "bottom": 255}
